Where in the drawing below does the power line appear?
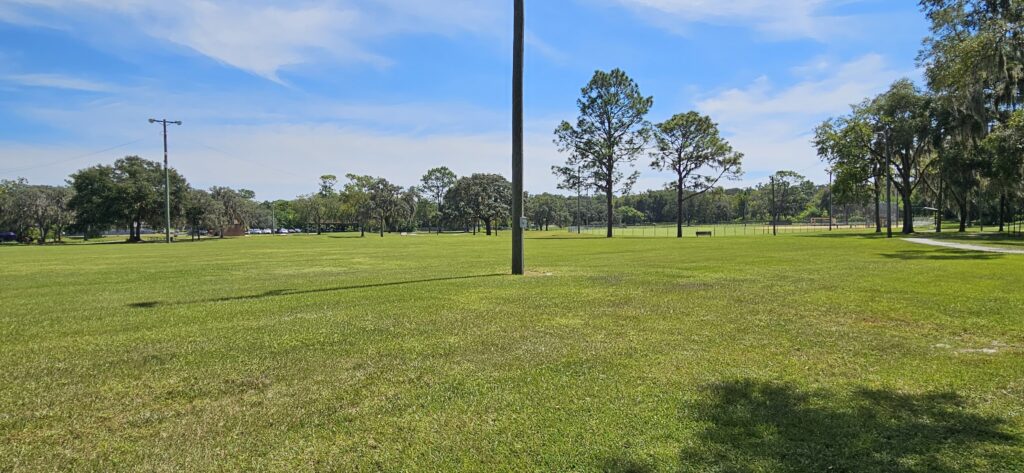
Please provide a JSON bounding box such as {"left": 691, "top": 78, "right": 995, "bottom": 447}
{"left": 198, "top": 144, "right": 306, "bottom": 179}
{"left": 0, "top": 138, "right": 147, "bottom": 174}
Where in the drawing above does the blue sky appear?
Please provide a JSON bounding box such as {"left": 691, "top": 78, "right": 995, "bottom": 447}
{"left": 0, "top": 0, "right": 927, "bottom": 200}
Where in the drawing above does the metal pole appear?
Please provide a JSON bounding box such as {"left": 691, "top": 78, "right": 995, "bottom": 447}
{"left": 828, "top": 169, "right": 833, "bottom": 231}
{"left": 511, "top": 0, "right": 525, "bottom": 275}
{"left": 577, "top": 165, "right": 582, "bottom": 234}
{"left": 150, "top": 118, "right": 181, "bottom": 243}
{"left": 163, "top": 123, "right": 171, "bottom": 243}
{"left": 885, "top": 138, "right": 892, "bottom": 239}
{"left": 770, "top": 175, "right": 777, "bottom": 236}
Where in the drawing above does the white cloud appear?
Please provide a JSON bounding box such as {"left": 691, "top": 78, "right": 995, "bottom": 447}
{"left": 608, "top": 0, "right": 859, "bottom": 40}
{"left": 3, "top": 0, "right": 505, "bottom": 81}
{"left": 0, "top": 122, "right": 564, "bottom": 200}
{"left": 0, "top": 73, "right": 114, "bottom": 92}
{"left": 692, "top": 54, "right": 907, "bottom": 185}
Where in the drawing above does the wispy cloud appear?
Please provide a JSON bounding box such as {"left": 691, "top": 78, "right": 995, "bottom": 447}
{"left": 693, "top": 54, "right": 908, "bottom": 184}
{"left": 2, "top": 0, "right": 506, "bottom": 82}
{"left": 607, "top": 0, "right": 861, "bottom": 40}
{"left": 0, "top": 121, "right": 563, "bottom": 200}
{"left": 0, "top": 73, "right": 114, "bottom": 92}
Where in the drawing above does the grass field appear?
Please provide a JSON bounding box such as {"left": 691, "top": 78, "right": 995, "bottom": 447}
{"left": 2, "top": 232, "right": 1023, "bottom": 471}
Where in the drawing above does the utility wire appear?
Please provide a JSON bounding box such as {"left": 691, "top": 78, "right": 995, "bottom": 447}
{"left": 198, "top": 143, "right": 306, "bottom": 179}
{"left": 0, "top": 138, "right": 147, "bottom": 174}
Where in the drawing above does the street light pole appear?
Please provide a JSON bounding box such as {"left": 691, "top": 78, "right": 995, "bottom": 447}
{"left": 149, "top": 118, "right": 182, "bottom": 244}
{"left": 885, "top": 137, "right": 892, "bottom": 239}
{"left": 511, "top": 0, "right": 525, "bottom": 275}
{"left": 828, "top": 168, "right": 833, "bottom": 231}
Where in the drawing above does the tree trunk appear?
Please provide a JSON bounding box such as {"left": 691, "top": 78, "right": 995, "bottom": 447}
{"left": 873, "top": 176, "right": 882, "bottom": 233}
{"left": 999, "top": 193, "right": 1006, "bottom": 232}
{"left": 901, "top": 186, "right": 914, "bottom": 234}
{"left": 485, "top": 219, "right": 492, "bottom": 236}
{"left": 676, "top": 177, "right": 683, "bottom": 238}
{"left": 605, "top": 186, "right": 614, "bottom": 238}
{"left": 379, "top": 214, "right": 385, "bottom": 237}
{"left": 958, "top": 199, "right": 968, "bottom": 232}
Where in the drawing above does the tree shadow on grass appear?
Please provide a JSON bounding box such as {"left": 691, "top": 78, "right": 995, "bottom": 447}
{"left": 927, "top": 232, "right": 1024, "bottom": 247}
{"left": 674, "top": 379, "right": 1019, "bottom": 472}
{"left": 880, "top": 248, "right": 1004, "bottom": 261}
{"left": 797, "top": 232, "right": 899, "bottom": 239}
{"left": 128, "top": 273, "right": 506, "bottom": 309}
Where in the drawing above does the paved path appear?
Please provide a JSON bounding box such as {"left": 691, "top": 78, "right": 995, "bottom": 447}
{"left": 904, "top": 238, "right": 1024, "bottom": 255}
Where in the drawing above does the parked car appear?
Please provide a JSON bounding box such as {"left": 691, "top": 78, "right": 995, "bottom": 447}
{"left": 277, "top": 228, "right": 289, "bottom": 234}
{"left": 0, "top": 232, "right": 16, "bottom": 242}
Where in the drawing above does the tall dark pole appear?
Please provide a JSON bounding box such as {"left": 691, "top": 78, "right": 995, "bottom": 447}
{"left": 576, "top": 165, "right": 582, "bottom": 234}
{"left": 770, "top": 175, "right": 777, "bottom": 236}
{"left": 149, "top": 118, "right": 182, "bottom": 244}
{"left": 511, "top": 0, "right": 525, "bottom": 275}
{"left": 885, "top": 138, "right": 892, "bottom": 239}
{"left": 828, "top": 169, "right": 833, "bottom": 231}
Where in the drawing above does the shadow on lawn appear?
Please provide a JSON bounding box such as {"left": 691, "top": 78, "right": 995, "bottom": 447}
{"left": 797, "top": 231, "right": 900, "bottom": 239}
{"left": 129, "top": 273, "right": 506, "bottom": 309}
{"left": 880, "top": 248, "right": 1004, "bottom": 261}
{"left": 928, "top": 232, "right": 1024, "bottom": 247}
{"left": 664, "top": 379, "right": 1019, "bottom": 473}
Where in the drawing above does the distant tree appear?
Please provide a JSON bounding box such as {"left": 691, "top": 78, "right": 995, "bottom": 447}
{"left": 368, "top": 178, "right": 404, "bottom": 237}
{"left": 815, "top": 117, "right": 884, "bottom": 232}
{"left": 768, "top": 171, "right": 811, "bottom": 225}
{"left": 855, "top": 80, "right": 936, "bottom": 233}
{"left": 555, "top": 68, "right": 653, "bottom": 238}
{"left": 184, "top": 189, "right": 221, "bottom": 240}
{"left": 22, "top": 186, "right": 56, "bottom": 244}
{"left": 552, "top": 158, "right": 592, "bottom": 232}
{"left": 50, "top": 186, "right": 74, "bottom": 242}
{"left": 527, "top": 193, "right": 568, "bottom": 230}
{"left": 395, "top": 187, "right": 420, "bottom": 232}
{"left": 445, "top": 174, "right": 512, "bottom": 235}
{"left": 319, "top": 175, "right": 338, "bottom": 197}
{"left": 984, "top": 110, "right": 1024, "bottom": 230}
{"left": 68, "top": 165, "right": 118, "bottom": 238}
{"left": 0, "top": 180, "right": 20, "bottom": 237}
{"left": 616, "top": 205, "right": 645, "bottom": 226}
{"left": 209, "top": 187, "right": 257, "bottom": 237}
{"left": 919, "top": 0, "right": 1022, "bottom": 125}
{"left": 343, "top": 174, "right": 376, "bottom": 237}
{"left": 420, "top": 167, "right": 457, "bottom": 233}
{"left": 1, "top": 181, "right": 31, "bottom": 241}
{"left": 69, "top": 156, "right": 188, "bottom": 242}
{"left": 651, "top": 111, "right": 743, "bottom": 238}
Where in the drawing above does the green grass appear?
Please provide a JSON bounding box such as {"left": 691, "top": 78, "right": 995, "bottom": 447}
{"left": 2, "top": 232, "right": 1022, "bottom": 471}
{"left": 573, "top": 223, "right": 871, "bottom": 238}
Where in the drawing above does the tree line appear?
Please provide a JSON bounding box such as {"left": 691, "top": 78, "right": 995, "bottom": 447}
{"left": 2, "top": 156, "right": 835, "bottom": 244}
{"left": 815, "top": 0, "right": 1024, "bottom": 234}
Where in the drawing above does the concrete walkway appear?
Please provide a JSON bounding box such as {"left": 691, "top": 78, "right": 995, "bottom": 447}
{"left": 904, "top": 238, "right": 1024, "bottom": 255}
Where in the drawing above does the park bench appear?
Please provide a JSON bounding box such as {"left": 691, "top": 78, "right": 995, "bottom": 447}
{"left": 696, "top": 231, "right": 713, "bottom": 238}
